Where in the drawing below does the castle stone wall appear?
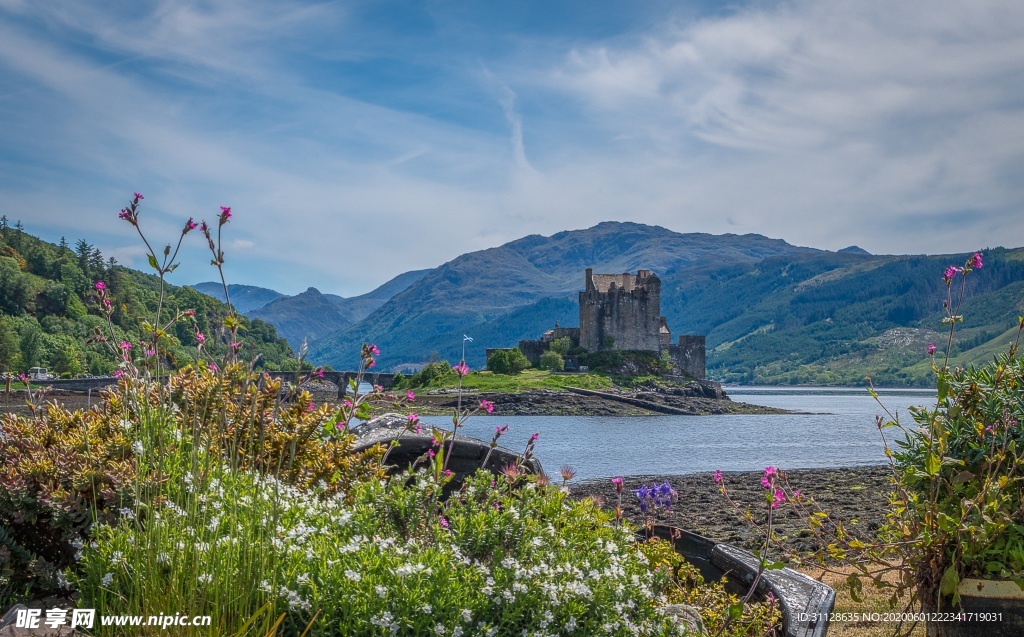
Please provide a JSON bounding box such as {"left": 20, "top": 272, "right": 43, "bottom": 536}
{"left": 579, "top": 268, "right": 662, "bottom": 352}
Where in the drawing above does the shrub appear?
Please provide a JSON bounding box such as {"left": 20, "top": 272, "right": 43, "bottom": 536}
{"left": 0, "top": 388, "right": 141, "bottom": 602}
{"left": 486, "top": 348, "right": 530, "bottom": 375}
{"left": 80, "top": 468, "right": 684, "bottom": 636}
{"left": 538, "top": 350, "right": 565, "bottom": 372}
{"left": 409, "top": 360, "right": 458, "bottom": 386}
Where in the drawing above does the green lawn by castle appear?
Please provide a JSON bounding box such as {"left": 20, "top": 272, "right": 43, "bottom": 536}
{"left": 431, "top": 370, "right": 615, "bottom": 392}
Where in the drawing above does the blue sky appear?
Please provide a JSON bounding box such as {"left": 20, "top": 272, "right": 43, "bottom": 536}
{"left": 2, "top": 0, "right": 1023, "bottom": 296}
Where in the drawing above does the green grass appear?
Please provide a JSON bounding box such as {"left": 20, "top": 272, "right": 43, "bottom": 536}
{"left": 454, "top": 369, "right": 615, "bottom": 392}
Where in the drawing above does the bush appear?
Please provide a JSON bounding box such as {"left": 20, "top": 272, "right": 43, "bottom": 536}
{"left": 408, "top": 360, "right": 458, "bottom": 387}
{"left": 486, "top": 348, "right": 530, "bottom": 375}
{"left": 538, "top": 350, "right": 565, "bottom": 371}
{"left": 80, "top": 468, "right": 684, "bottom": 636}
{"left": 0, "top": 389, "right": 141, "bottom": 602}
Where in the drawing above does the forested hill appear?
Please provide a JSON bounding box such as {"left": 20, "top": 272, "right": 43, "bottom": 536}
{"left": 0, "top": 218, "right": 294, "bottom": 376}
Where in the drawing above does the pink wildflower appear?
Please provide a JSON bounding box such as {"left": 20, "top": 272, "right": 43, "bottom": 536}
{"left": 208, "top": 363, "right": 218, "bottom": 372}
{"left": 145, "top": 349, "right": 156, "bottom": 358}
{"left": 428, "top": 449, "right": 436, "bottom": 459}
{"left": 972, "top": 252, "right": 983, "bottom": 269}
{"left": 219, "top": 206, "right": 232, "bottom": 223}
{"left": 316, "top": 368, "right": 324, "bottom": 378}
{"left": 407, "top": 390, "right": 415, "bottom": 401}
{"left": 118, "top": 208, "right": 132, "bottom": 221}
{"left": 761, "top": 466, "right": 778, "bottom": 488}
{"left": 307, "top": 403, "right": 315, "bottom": 412}
{"left": 453, "top": 363, "right": 469, "bottom": 377}
{"left": 344, "top": 400, "right": 352, "bottom": 407}
{"left": 370, "top": 344, "right": 380, "bottom": 356}
{"left": 103, "top": 299, "right": 111, "bottom": 308}
{"left": 336, "top": 422, "right": 346, "bottom": 430}
{"left": 944, "top": 265, "right": 962, "bottom": 281}
{"left": 439, "top": 516, "right": 449, "bottom": 528}
{"left": 408, "top": 413, "right": 419, "bottom": 423}
{"left": 195, "top": 332, "right": 205, "bottom": 343}
{"left": 95, "top": 281, "right": 106, "bottom": 290}
{"left": 444, "top": 470, "right": 452, "bottom": 478}
{"left": 530, "top": 432, "right": 539, "bottom": 442}
{"left": 133, "top": 192, "right": 144, "bottom": 200}
{"left": 611, "top": 477, "right": 623, "bottom": 493}
{"left": 230, "top": 342, "right": 241, "bottom": 351}
{"left": 927, "top": 343, "right": 936, "bottom": 355}
{"left": 713, "top": 469, "right": 723, "bottom": 485}
{"left": 771, "top": 489, "right": 786, "bottom": 509}
{"left": 114, "top": 369, "right": 123, "bottom": 379}
{"left": 184, "top": 218, "right": 197, "bottom": 232}
{"left": 479, "top": 399, "right": 494, "bottom": 414}
{"left": 120, "top": 340, "right": 131, "bottom": 351}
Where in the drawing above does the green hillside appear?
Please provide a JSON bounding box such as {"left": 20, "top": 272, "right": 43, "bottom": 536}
{"left": 0, "top": 219, "right": 294, "bottom": 376}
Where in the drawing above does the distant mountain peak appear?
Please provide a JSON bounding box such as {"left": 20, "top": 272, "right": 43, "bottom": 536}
{"left": 838, "top": 245, "right": 871, "bottom": 255}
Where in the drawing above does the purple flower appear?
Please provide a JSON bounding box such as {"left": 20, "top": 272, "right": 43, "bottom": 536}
{"left": 972, "top": 252, "right": 983, "bottom": 269}
{"left": 407, "top": 390, "right": 415, "bottom": 401}
{"left": 184, "top": 218, "right": 198, "bottom": 233}
{"left": 219, "top": 206, "right": 232, "bottom": 223}
{"left": 530, "top": 432, "right": 539, "bottom": 442}
{"left": 611, "top": 477, "right": 623, "bottom": 493}
{"left": 114, "top": 369, "right": 123, "bottom": 379}
{"left": 453, "top": 363, "right": 470, "bottom": 377}
{"left": 479, "top": 399, "right": 494, "bottom": 414}
{"left": 133, "top": 192, "right": 144, "bottom": 200}
{"left": 761, "top": 466, "right": 778, "bottom": 489}
{"left": 118, "top": 208, "right": 133, "bottom": 221}
{"left": 439, "top": 516, "right": 449, "bottom": 528}
{"left": 944, "top": 265, "right": 962, "bottom": 281}
{"left": 927, "top": 344, "right": 937, "bottom": 355}
{"left": 95, "top": 281, "right": 106, "bottom": 290}
{"left": 713, "top": 469, "right": 723, "bottom": 485}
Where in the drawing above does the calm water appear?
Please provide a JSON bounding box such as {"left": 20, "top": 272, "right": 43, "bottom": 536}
{"left": 421, "top": 387, "right": 937, "bottom": 481}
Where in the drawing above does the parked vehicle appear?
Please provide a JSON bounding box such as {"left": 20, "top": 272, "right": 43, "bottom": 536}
{"left": 26, "top": 367, "right": 56, "bottom": 381}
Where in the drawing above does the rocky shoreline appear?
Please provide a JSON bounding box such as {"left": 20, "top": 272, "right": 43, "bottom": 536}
{"left": 569, "top": 466, "right": 894, "bottom": 557}
{"left": 411, "top": 383, "right": 789, "bottom": 416}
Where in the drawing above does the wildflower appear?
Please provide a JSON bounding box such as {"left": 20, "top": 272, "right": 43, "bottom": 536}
{"left": 95, "top": 281, "right": 106, "bottom": 290}
{"left": 114, "top": 369, "right": 123, "bottom": 379}
{"left": 195, "top": 332, "right": 205, "bottom": 343}
{"left": 479, "top": 399, "right": 494, "bottom": 414}
{"left": 422, "top": 604, "right": 433, "bottom": 614}
{"left": 184, "top": 218, "right": 197, "bottom": 232}
{"left": 344, "top": 570, "right": 361, "bottom": 582}
{"left": 444, "top": 470, "right": 452, "bottom": 478}
{"left": 230, "top": 342, "right": 241, "bottom": 351}
{"left": 496, "top": 424, "right": 509, "bottom": 435}
{"left": 407, "top": 390, "right": 415, "bottom": 400}
{"left": 198, "top": 573, "right": 213, "bottom": 584}
{"left": 771, "top": 488, "right": 786, "bottom": 509}
{"left": 370, "top": 344, "right": 380, "bottom": 356}
{"left": 559, "top": 465, "right": 577, "bottom": 482}
{"left": 101, "top": 573, "right": 114, "bottom": 586}
{"left": 972, "top": 252, "right": 983, "bottom": 269}
{"left": 461, "top": 609, "right": 472, "bottom": 623}
{"left": 453, "top": 362, "right": 470, "bottom": 376}
{"left": 375, "top": 585, "right": 387, "bottom": 597}
{"left": 118, "top": 208, "right": 133, "bottom": 221}
{"left": 927, "top": 343, "right": 937, "bottom": 355}
{"left": 439, "top": 516, "right": 449, "bottom": 528}
{"left": 408, "top": 413, "right": 419, "bottom": 424}
{"left": 535, "top": 473, "right": 550, "bottom": 486}
{"left": 145, "top": 348, "right": 156, "bottom": 358}
{"left": 761, "top": 466, "right": 778, "bottom": 488}
{"left": 530, "top": 432, "right": 539, "bottom": 443}
{"left": 208, "top": 363, "right": 218, "bottom": 372}
{"left": 501, "top": 463, "right": 521, "bottom": 480}
{"left": 133, "top": 441, "right": 144, "bottom": 456}
{"left": 219, "top": 206, "right": 232, "bottom": 222}
{"left": 611, "top": 477, "right": 623, "bottom": 493}
{"left": 944, "top": 265, "right": 962, "bottom": 281}
{"left": 307, "top": 402, "right": 315, "bottom": 412}
{"left": 713, "top": 469, "right": 723, "bottom": 484}
{"left": 133, "top": 192, "right": 144, "bottom": 200}
{"left": 316, "top": 367, "right": 324, "bottom": 378}
{"left": 120, "top": 340, "right": 131, "bottom": 351}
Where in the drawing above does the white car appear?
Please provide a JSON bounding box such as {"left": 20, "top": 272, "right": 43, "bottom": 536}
{"left": 26, "top": 367, "right": 56, "bottom": 381}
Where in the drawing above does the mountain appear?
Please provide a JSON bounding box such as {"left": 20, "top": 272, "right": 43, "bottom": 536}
{"left": 307, "top": 222, "right": 1024, "bottom": 386}
{"left": 191, "top": 282, "right": 286, "bottom": 313}
{"left": 308, "top": 222, "right": 820, "bottom": 370}
{"left": 246, "top": 270, "right": 431, "bottom": 350}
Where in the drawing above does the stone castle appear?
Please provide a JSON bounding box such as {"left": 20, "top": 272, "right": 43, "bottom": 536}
{"left": 508, "top": 269, "right": 705, "bottom": 379}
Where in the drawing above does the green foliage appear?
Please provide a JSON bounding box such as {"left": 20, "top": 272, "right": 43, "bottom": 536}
{"left": 549, "top": 336, "right": 573, "bottom": 356}
{"left": 459, "top": 369, "right": 614, "bottom": 392}
{"left": 637, "top": 539, "right": 781, "bottom": 637}
{"left": 0, "top": 392, "right": 141, "bottom": 602}
{"left": 487, "top": 348, "right": 531, "bottom": 375}
{"left": 0, "top": 222, "right": 294, "bottom": 373}
{"left": 80, "top": 467, "right": 683, "bottom": 636}
{"left": 407, "top": 360, "right": 458, "bottom": 387}
{"left": 890, "top": 352, "right": 1024, "bottom": 599}
{"left": 538, "top": 350, "right": 565, "bottom": 371}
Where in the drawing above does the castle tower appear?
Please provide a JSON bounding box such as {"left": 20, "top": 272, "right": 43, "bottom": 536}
{"left": 579, "top": 269, "right": 662, "bottom": 352}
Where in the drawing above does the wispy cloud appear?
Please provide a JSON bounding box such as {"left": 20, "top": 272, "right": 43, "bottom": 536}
{"left": 1, "top": 0, "right": 1022, "bottom": 296}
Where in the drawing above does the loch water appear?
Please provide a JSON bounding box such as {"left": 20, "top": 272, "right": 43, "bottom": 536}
{"left": 421, "top": 387, "right": 937, "bottom": 481}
